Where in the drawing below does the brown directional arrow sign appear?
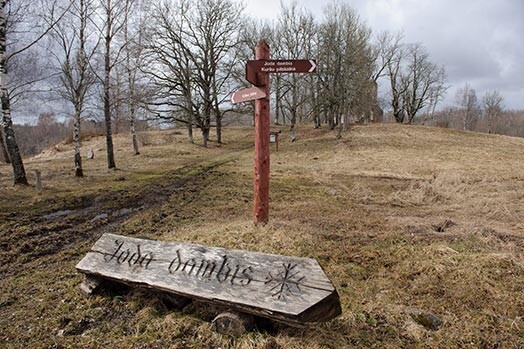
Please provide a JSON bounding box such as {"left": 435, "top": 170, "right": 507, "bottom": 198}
{"left": 77, "top": 233, "right": 342, "bottom": 325}
{"left": 231, "top": 86, "right": 266, "bottom": 104}
{"left": 246, "top": 59, "right": 317, "bottom": 85}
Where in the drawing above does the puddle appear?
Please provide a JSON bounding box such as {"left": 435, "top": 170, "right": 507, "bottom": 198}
{"left": 43, "top": 210, "right": 77, "bottom": 219}
{"left": 91, "top": 213, "right": 109, "bottom": 222}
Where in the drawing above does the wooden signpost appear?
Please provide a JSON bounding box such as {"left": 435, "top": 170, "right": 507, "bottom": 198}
{"left": 77, "top": 233, "right": 341, "bottom": 328}
{"left": 231, "top": 40, "right": 317, "bottom": 224}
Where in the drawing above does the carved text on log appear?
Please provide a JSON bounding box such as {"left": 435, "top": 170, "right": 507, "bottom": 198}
{"left": 104, "top": 240, "right": 153, "bottom": 269}
{"left": 168, "top": 250, "right": 254, "bottom": 286}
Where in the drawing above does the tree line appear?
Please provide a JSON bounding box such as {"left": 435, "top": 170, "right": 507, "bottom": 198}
{"left": 1, "top": 0, "right": 450, "bottom": 185}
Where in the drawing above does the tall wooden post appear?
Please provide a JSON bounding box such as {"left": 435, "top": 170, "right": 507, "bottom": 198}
{"left": 253, "top": 40, "right": 270, "bottom": 224}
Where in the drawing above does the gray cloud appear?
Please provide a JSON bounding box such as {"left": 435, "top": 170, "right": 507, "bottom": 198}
{"left": 244, "top": 0, "right": 524, "bottom": 109}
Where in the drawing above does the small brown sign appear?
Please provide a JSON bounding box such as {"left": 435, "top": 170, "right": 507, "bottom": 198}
{"left": 231, "top": 87, "right": 266, "bottom": 104}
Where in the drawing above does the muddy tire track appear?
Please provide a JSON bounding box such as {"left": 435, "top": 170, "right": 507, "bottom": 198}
{"left": 0, "top": 157, "right": 239, "bottom": 277}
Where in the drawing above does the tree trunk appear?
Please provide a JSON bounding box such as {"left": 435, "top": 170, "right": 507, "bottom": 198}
{"left": 216, "top": 113, "right": 222, "bottom": 145}
{"left": 125, "top": 0, "right": 139, "bottom": 156}
{"left": 336, "top": 114, "right": 342, "bottom": 139}
{"left": 202, "top": 127, "right": 209, "bottom": 148}
{"left": 275, "top": 75, "right": 280, "bottom": 124}
{"left": 1, "top": 97, "right": 27, "bottom": 185}
{"left": 0, "top": 0, "right": 27, "bottom": 185}
{"left": 328, "top": 109, "right": 334, "bottom": 130}
{"left": 0, "top": 128, "right": 10, "bottom": 163}
{"left": 130, "top": 116, "right": 140, "bottom": 155}
{"left": 187, "top": 115, "right": 193, "bottom": 143}
{"left": 104, "top": 2, "right": 116, "bottom": 169}
{"left": 73, "top": 110, "right": 83, "bottom": 177}
{"left": 342, "top": 112, "right": 349, "bottom": 132}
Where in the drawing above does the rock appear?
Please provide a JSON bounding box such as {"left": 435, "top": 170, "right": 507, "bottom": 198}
{"left": 403, "top": 319, "right": 426, "bottom": 341}
{"left": 432, "top": 219, "right": 456, "bottom": 233}
{"left": 407, "top": 309, "right": 443, "bottom": 330}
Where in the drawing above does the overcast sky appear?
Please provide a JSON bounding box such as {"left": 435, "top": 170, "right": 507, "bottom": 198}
{"left": 244, "top": 0, "right": 524, "bottom": 110}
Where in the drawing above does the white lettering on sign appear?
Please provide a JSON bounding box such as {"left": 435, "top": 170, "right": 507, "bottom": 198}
{"left": 261, "top": 67, "right": 276, "bottom": 73}
{"left": 276, "top": 61, "right": 293, "bottom": 66}
{"left": 276, "top": 67, "right": 296, "bottom": 72}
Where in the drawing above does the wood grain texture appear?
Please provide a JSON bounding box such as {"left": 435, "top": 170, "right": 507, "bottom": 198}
{"left": 76, "top": 233, "right": 341, "bottom": 324}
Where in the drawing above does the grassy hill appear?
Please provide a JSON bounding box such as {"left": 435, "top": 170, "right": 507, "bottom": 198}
{"left": 1, "top": 124, "right": 523, "bottom": 348}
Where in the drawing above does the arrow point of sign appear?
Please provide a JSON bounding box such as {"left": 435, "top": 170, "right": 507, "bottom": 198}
{"left": 309, "top": 60, "right": 317, "bottom": 73}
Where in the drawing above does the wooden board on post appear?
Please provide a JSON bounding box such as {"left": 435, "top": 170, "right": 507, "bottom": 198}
{"left": 76, "top": 233, "right": 342, "bottom": 325}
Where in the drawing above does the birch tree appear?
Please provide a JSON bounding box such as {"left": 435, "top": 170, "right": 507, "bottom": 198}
{"left": 1, "top": 0, "right": 71, "bottom": 185}
{"left": 0, "top": 127, "right": 8, "bottom": 163}
{"left": 123, "top": 0, "right": 146, "bottom": 155}
{"left": 50, "top": 0, "right": 97, "bottom": 177}
{"left": 96, "top": 0, "right": 128, "bottom": 168}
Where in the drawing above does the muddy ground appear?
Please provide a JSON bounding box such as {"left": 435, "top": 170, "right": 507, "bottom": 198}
{"left": 1, "top": 124, "right": 524, "bottom": 348}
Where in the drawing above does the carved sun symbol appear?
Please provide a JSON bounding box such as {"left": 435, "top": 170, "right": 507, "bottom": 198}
{"left": 265, "top": 263, "right": 305, "bottom": 300}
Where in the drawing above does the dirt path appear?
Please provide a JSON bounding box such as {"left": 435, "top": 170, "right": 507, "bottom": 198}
{"left": 0, "top": 154, "right": 240, "bottom": 278}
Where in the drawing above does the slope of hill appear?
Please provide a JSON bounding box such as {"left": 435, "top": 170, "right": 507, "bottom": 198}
{"left": 1, "top": 124, "right": 523, "bottom": 348}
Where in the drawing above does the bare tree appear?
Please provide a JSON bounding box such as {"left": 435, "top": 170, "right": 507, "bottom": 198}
{"left": 1, "top": 0, "right": 71, "bottom": 185}
{"left": 50, "top": 0, "right": 98, "bottom": 177}
{"left": 96, "top": 0, "right": 128, "bottom": 168}
{"left": 386, "top": 44, "right": 408, "bottom": 123}
{"left": 401, "top": 43, "right": 446, "bottom": 124}
{"left": 235, "top": 18, "right": 273, "bottom": 123}
{"left": 371, "top": 31, "right": 403, "bottom": 83}
{"left": 144, "top": 0, "right": 243, "bottom": 147}
{"left": 482, "top": 90, "right": 503, "bottom": 134}
{"left": 318, "top": 3, "right": 373, "bottom": 137}
{"left": 456, "top": 83, "right": 479, "bottom": 131}
{"left": 276, "top": 3, "right": 316, "bottom": 129}
{"left": 386, "top": 42, "right": 446, "bottom": 124}
{"left": 123, "top": 0, "right": 145, "bottom": 155}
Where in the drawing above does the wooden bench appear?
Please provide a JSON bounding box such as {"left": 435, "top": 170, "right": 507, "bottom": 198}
{"left": 76, "top": 233, "right": 341, "bottom": 334}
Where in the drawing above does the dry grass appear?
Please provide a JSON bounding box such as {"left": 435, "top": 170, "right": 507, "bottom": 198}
{"left": 1, "top": 123, "right": 524, "bottom": 348}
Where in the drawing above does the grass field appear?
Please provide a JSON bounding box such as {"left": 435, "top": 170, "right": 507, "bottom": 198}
{"left": 1, "top": 123, "right": 524, "bottom": 348}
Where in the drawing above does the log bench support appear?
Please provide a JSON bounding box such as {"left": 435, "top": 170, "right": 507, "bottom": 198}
{"left": 79, "top": 275, "right": 104, "bottom": 296}
{"left": 212, "top": 311, "right": 255, "bottom": 336}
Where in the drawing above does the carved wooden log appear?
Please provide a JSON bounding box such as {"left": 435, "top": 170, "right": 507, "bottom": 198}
{"left": 76, "top": 233, "right": 342, "bottom": 326}
{"left": 212, "top": 311, "right": 255, "bottom": 336}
